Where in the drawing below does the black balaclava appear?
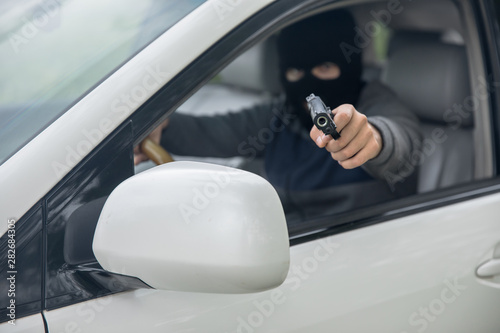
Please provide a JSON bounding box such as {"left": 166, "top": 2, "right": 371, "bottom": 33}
{"left": 277, "top": 9, "right": 363, "bottom": 129}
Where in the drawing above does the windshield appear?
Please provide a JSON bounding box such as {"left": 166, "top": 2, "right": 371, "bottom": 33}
{"left": 0, "top": 0, "right": 206, "bottom": 165}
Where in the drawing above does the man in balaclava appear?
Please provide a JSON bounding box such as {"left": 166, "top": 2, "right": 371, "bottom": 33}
{"left": 264, "top": 9, "right": 385, "bottom": 192}
{"left": 137, "top": 9, "right": 421, "bottom": 220}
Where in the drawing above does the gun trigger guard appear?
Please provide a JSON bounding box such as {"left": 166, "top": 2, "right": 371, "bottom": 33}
{"left": 330, "top": 129, "right": 341, "bottom": 140}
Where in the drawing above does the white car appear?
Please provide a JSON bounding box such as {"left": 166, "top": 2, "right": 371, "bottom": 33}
{"left": 2, "top": 0, "right": 500, "bottom": 332}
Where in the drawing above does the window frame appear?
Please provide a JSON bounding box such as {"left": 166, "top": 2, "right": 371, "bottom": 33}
{"left": 482, "top": 0, "right": 500, "bottom": 170}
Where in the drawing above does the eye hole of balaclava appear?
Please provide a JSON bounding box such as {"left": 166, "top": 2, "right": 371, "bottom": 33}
{"left": 285, "top": 62, "right": 341, "bottom": 82}
{"left": 277, "top": 9, "right": 363, "bottom": 129}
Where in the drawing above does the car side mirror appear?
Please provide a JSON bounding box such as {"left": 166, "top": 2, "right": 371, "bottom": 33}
{"left": 92, "top": 161, "right": 290, "bottom": 294}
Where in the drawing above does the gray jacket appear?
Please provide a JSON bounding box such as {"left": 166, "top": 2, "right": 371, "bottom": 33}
{"left": 161, "top": 81, "right": 421, "bottom": 224}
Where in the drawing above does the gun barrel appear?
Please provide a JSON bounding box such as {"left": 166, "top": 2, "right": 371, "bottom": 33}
{"left": 307, "top": 94, "right": 340, "bottom": 140}
{"left": 316, "top": 115, "right": 329, "bottom": 127}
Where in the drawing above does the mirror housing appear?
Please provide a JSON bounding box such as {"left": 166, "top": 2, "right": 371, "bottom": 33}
{"left": 92, "top": 161, "right": 289, "bottom": 294}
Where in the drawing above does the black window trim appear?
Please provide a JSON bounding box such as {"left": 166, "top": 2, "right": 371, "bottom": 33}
{"left": 481, "top": 0, "right": 500, "bottom": 170}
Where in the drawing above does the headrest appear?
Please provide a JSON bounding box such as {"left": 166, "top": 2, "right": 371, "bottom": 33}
{"left": 383, "top": 30, "right": 472, "bottom": 127}
{"left": 218, "top": 35, "right": 281, "bottom": 95}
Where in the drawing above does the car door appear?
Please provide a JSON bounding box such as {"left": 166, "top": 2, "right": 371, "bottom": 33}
{"left": 3, "top": 0, "right": 500, "bottom": 332}
{"left": 43, "top": 1, "right": 500, "bottom": 332}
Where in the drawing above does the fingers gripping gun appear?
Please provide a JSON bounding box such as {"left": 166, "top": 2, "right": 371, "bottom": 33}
{"left": 306, "top": 93, "right": 341, "bottom": 140}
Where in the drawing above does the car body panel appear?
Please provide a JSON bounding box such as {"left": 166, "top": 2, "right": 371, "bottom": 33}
{"left": 44, "top": 192, "right": 500, "bottom": 332}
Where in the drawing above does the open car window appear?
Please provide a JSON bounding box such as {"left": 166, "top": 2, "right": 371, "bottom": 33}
{"left": 135, "top": 0, "right": 491, "bottom": 228}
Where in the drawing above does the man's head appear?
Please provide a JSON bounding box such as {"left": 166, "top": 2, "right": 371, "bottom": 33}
{"left": 277, "top": 9, "right": 363, "bottom": 128}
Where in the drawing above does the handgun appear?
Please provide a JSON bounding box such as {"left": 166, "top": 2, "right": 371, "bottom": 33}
{"left": 306, "top": 93, "right": 340, "bottom": 140}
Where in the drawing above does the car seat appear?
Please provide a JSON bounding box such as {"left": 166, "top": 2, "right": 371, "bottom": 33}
{"left": 179, "top": 35, "right": 281, "bottom": 115}
{"left": 165, "top": 36, "right": 282, "bottom": 175}
{"left": 382, "top": 30, "right": 474, "bottom": 192}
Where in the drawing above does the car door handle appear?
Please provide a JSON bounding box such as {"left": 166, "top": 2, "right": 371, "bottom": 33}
{"left": 477, "top": 259, "right": 500, "bottom": 278}
{"left": 477, "top": 243, "right": 500, "bottom": 278}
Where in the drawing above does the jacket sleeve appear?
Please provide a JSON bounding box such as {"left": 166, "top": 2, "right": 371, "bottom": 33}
{"left": 359, "top": 81, "right": 422, "bottom": 181}
{"left": 160, "top": 102, "right": 276, "bottom": 158}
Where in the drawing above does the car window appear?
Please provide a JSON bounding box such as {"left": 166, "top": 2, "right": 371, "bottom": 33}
{"left": 135, "top": 1, "right": 488, "bottom": 227}
{"left": 0, "top": 0, "right": 206, "bottom": 166}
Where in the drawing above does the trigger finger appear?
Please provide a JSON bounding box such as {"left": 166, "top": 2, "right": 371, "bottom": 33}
{"left": 310, "top": 126, "right": 333, "bottom": 147}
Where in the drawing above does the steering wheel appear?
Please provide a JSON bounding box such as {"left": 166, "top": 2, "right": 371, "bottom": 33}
{"left": 140, "top": 138, "right": 174, "bottom": 165}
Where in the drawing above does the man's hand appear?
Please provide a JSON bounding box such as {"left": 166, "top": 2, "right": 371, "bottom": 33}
{"left": 134, "top": 120, "right": 169, "bottom": 165}
{"left": 310, "top": 104, "right": 382, "bottom": 169}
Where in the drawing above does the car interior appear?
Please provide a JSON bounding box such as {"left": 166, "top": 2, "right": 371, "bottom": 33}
{"left": 136, "top": 0, "right": 488, "bottom": 201}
